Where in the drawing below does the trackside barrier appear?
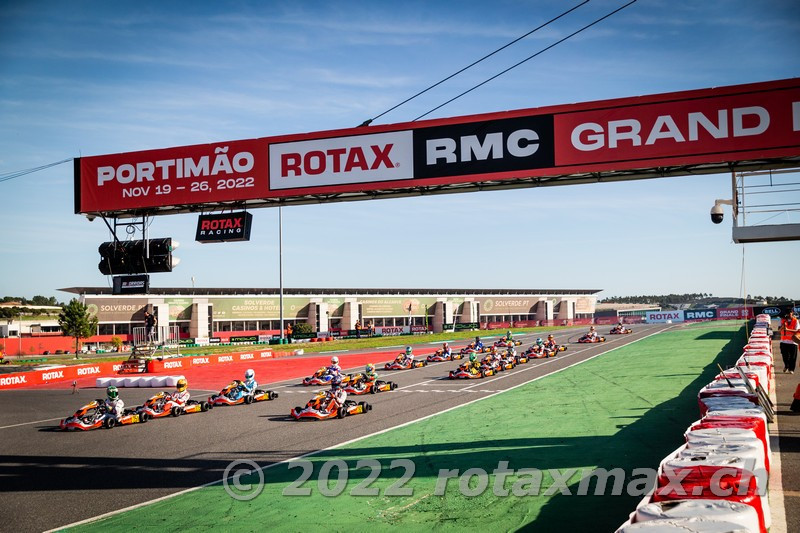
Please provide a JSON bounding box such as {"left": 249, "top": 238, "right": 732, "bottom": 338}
{"left": 615, "top": 315, "right": 774, "bottom": 532}
{"left": 0, "top": 349, "right": 283, "bottom": 390}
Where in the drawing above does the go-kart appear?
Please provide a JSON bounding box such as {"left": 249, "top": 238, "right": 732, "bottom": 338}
{"left": 60, "top": 400, "right": 148, "bottom": 430}
{"left": 137, "top": 391, "right": 209, "bottom": 418}
{"left": 384, "top": 358, "right": 427, "bottom": 370}
{"left": 342, "top": 373, "right": 397, "bottom": 395}
{"left": 459, "top": 344, "right": 491, "bottom": 355}
{"left": 302, "top": 367, "right": 343, "bottom": 386}
{"left": 524, "top": 345, "right": 548, "bottom": 359}
{"left": 609, "top": 327, "right": 632, "bottom": 335}
{"left": 290, "top": 391, "right": 372, "bottom": 420}
{"left": 449, "top": 362, "right": 496, "bottom": 379}
{"left": 577, "top": 335, "right": 606, "bottom": 343}
{"left": 493, "top": 338, "right": 522, "bottom": 348}
{"left": 208, "top": 380, "right": 279, "bottom": 407}
{"left": 480, "top": 354, "right": 515, "bottom": 372}
{"left": 426, "top": 349, "right": 463, "bottom": 362}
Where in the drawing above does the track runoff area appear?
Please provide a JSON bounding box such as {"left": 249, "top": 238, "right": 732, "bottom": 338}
{"left": 1, "top": 323, "right": 750, "bottom": 531}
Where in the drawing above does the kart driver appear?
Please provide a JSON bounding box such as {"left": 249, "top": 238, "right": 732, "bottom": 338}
{"left": 506, "top": 330, "right": 513, "bottom": 341}
{"left": 399, "top": 346, "right": 414, "bottom": 365}
{"left": 104, "top": 385, "right": 125, "bottom": 420}
{"left": 440, "top": 342, "right": 452, "bottom": 358}
{"left": 473, "top": 336, "right": 484, "bottom": 351}
{"left": 323, "top": 375, "right": 347, "bottom": 412}
{"left": 544, "top": 334, "right": 557, "bottom": 350}
{"left": 587, "top": 326, "right": 598, "bottom": 340}
{"left": 168, "top": 378, "right": 190, "bottom": 406}
{"left": 467, "top": 352, "right": 481, "bottom": 373}
{"left": 230, "top": 369, "right": 257, "bottom": 400}
{"left": 327, "top": 356, "right": 342, "bottom": 376}
{"left": 505, "top": 345, "right": 516, "bottom": 359}
{"left": 364, "top": 363, "right": 378, "bottom": 382}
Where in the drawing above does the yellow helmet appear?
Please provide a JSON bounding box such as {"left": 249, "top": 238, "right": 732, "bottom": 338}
{"left": 177, "top": 378, "right": 188, "bottom": 392}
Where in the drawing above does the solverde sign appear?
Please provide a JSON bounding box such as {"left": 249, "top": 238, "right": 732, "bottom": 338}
{"left": 210, "top": 297, "right": 311, "bottom": 319}
{"left": 361, "top": 297, "right": 441, "bottom": 317}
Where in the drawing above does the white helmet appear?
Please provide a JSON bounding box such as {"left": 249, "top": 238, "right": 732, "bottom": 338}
{"left": 331, "top": 356, "right": 339, "bottom": 365}
{"left": 245, "top": 369, "right": 254, "bottom": 380}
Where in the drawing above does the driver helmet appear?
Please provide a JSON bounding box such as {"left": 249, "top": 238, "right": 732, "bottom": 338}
{"left": 331, "top": 356, "right": 339, "bottom": 365}
{"left": 443, "top": 342, "right": 449, "bottom": 348}
{"left": 106, "top": 385, "right": 118, "bottom": 400}
{"left": 507, "top": 330, "right": 512, "bottom": 337}
{"left": 536, "top": 338, "right": 543, "bottom": 345}
{"left": 469, "top": 353, "right": 477, "bottom": 362}
{"left": 245, "top": 369, "right": 255, "bottom": 380}
{"left": 405, "top": 346, "right": 412, "bottom": 355}
{"left": 475, "top": 336, "right": 480, "bottom": 343}
{"left": 176, "top": 378, "right": 187, "bottom": 392}
{"left": 547, "top": 334, "right": 554, "bottom": 340}
{"left": 590, "top": 326, "right": 596, "bottom": 331}
{"left": 366, "top": 363, "right": 375, "bottom": 373}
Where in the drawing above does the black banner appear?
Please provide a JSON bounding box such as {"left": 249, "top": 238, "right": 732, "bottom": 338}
{"left": 453, "top": 322, "right": 480, "bottom": 331}
{"left": 753, "top": 304, "right": 798, "bottom": 318}
{"left": 229, "top": 335, "right": 259, "bottom": 343}
{"left": 196, "top": 212, "right": 253, "bottom": 243}
{"left": 112, "top": 274, "right": 149, "bottom": 294}
{"left": 177, "top": 338, "right": 196, "bottom": 345}
{"left": 413, "top": 115, "right": 555, "bottom": 180}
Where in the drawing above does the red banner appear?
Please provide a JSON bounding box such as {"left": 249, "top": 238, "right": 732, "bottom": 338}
{"left": 76, "top": 78, "right": 800, "bottom": 216}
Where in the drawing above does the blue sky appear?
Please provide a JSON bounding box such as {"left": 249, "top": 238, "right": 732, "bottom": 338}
{"left": 1, "top": 0, "right": 798, "bottom": 301}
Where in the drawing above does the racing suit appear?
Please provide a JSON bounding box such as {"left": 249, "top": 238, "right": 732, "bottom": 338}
{"left": 104, "top": 398, "right": 125, "bottom": 419}
{"left": 327, "top": 364, "right": 342, "bottom": 376}
{"left": 441, "top": 346, "right": 452, "bottom": 357}
{"left": 169, "top": 389, "right": 191, "bottom": 406}
{"left": 365, "top": 370, "right": 378, "bottom": 382}
{"left": 231, "top": 378, "right": 257, "bottom": 400}
{"left": 544, "top": 340, "right": 557, "bottom": 351}
{"left": 474, "top": 341, "right": 484, "bottom": 351}
{"left": 324, "top": 388, "right": 347, "bottom": 412}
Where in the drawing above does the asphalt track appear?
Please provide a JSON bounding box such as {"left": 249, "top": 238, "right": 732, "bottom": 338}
{"left": 0, "top": 325, "right": 665, "bottom": 532}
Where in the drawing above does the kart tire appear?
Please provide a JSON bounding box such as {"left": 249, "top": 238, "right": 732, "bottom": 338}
{"left": 104, "top": 417, "right": 116, "bottom": 429}
{"left": 200, "top": 401, "right": 209, "bottom": 412}
{"left": 337, "top": 407, "right": 347, "bottom": 419}
{"left": 370, "top": 385, "right": 377, "bottom": 394}
{"left": 360, "top": 402, "right": 372, "bottom": 412}
{"left": 294, "top": 406, "right": 303, "bottom": 414}
{"left": 449, "top": 372, "right": 454, "bottom": 379}
{"left": 140, "top": 412, "right": 149, "bottom": 423}
{"left": 244, "top": 394, "right": 253, "bottom": 405}
{"left": 391, "top": 382, "right": 397, "bottom": 390}
{"left": 480, "top": 370, "right": 487, "bottom": 378}
{"left": 171, "top": 406, "right": 181, "bottom": 417}
{"left": 270, "top": 391, "right": 279, "bottom": 400}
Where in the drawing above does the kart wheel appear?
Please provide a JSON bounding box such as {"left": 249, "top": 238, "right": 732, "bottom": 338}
{"left": 104, "top": 417, "right": 116, "bottom": 429}
{"left": 171, "top": 406, "right": 181, "bottom": 417}
{"left": 391, "top": 382, "right": 397, "bottom": 390}
{"left": 270, "top": 391, "right": 279, "bottom": 400}
{"left": 360, "top": 402, "right": 372, "bottom": 412}
{"left": 480, "top": 370, "right": 487, "bottom": 378}
{"left": 140, "top": 413, "right": 149, "bottom": 423}
{"left": 244, "top": 395, "right": 253, "bottom": 405}
{"left": 200, "top": 401, "right": 209, "bottom": 412}
{"left": 370, "top": 385, "right": 377, "bottom": 394}
{"left": 449, "top": 372, "right": 454, "bottom": 379}
{"left": 337, "top": 407, "right": 347, "bottom": 419}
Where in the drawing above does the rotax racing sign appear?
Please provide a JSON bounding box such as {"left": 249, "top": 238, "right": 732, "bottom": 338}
{"left": 75, "top": 78, "right": 800, "bottom": 216}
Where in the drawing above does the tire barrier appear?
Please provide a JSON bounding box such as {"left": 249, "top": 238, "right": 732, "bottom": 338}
{"left": 616, "top": 315, "right": 774, "bottom": 533}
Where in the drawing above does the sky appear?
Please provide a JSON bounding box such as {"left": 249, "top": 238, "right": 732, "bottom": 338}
{"left": 1, "top": 0, "right": 799, "bottom": 302}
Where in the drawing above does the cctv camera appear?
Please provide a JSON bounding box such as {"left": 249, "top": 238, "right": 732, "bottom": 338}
{"left": 710, "top": 204, "right": 724, "bottom": 224}
{"left": 86, "top": 215, "right": 96, "bottom": 222}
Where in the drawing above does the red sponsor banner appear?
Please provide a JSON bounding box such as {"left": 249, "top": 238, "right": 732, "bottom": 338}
{"left": 147, "top": 357, "right": 193, "bottom": 373}
{"left": 0, "top": 361, "right": 120, "bottom": 390}
{"left": 511, "top": 320, "right": 540, "bottom": 328}
{"left": 717, "top": 307, "right": 754, "bottom": 319}
{"left": 554, "top": 86, "right": 800, "bottom": 167}
{"left": 76, "top": 78, "right": 800, "bottom": 216}
{"left": 78, "top": 138, "right": 267, "bottom": 213}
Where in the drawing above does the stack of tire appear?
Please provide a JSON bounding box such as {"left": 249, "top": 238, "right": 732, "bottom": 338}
{"left": 615, "top": 315, "right": 774, "bottom": 532}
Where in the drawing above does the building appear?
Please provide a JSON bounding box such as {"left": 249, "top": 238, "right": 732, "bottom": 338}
{"left": 58, "top": 287, "right": 602, "bottom": 345}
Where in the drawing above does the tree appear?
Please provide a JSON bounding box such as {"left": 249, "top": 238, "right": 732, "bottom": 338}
{"left": 110, "top": 336, "right": 123, "bottom": 351}
{"left": 58, "top": 299, "right": 98, "bottom": 358}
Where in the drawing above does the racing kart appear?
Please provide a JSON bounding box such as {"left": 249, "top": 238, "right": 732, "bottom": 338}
{"left": 577, "top": 335, "right": 606, "bottom": 343}
{"left": 302, "top": 367, "right": 342, "bottom": 386}
{"left": 137, "top": 391, "right": 209, "bottom": 418}
{"left": 609, "top": 327, "right": 632, "bottom": 335}
{"left": 459, "top": 344, "right": 491, "bottom": 355}
{"left": 208, "top": 380, "right": 279, "bottom": 407}
{"left": 60, "top": 400, "right": 148, "bottom": 430}
{"left": 493, "top": 338, "right": 522, "bottom": 348}
{"left": 449, "top": 362, "right": 496, "bottom": 379}
{"left": 426, "top": 349, "right": 463, "bottom": 362}
{"left": 290, "top": 391, "right": 372, "bottom": 420}
{"left": 384, "top": 358, "right": 427, "bottom": 370}
{"left": 342, "top": 373, "right": 397, "bottom": 395}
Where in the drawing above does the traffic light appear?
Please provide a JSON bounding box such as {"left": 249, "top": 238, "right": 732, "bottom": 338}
{"left": 98, "top": 238, "right": 180, "bottom": 275}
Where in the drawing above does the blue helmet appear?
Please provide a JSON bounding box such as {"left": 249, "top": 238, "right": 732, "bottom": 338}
{"left": 331, "top": 375, "right": 343, "bottom": 388}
